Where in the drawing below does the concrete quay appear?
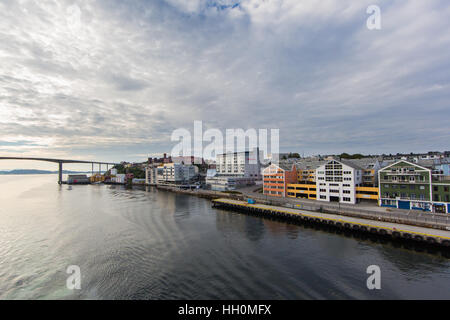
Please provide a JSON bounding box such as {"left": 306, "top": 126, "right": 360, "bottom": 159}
{"left": 212, "top": 198, "right": 450, "bottom": 247}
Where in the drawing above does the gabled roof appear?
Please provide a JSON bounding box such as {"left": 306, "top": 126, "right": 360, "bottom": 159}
{"left": 294, "top": 160, "right": 328, "bottom": 170}
{"left": 263, "top": 162, "right": 295, "bottom": 172}
{"left": 379, "top": 160, "right": 431, "bottom": 172}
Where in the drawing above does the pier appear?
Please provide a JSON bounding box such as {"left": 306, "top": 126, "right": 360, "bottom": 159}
{"left": 212, "top": 199, "right": 450, "bottom": 247}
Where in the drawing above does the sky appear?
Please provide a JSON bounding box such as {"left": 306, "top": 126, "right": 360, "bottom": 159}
{"left": 0, "top": 0, "right": 449, "bottom": 170}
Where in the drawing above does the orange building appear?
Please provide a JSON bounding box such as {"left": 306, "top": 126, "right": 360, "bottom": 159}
{"left": 263, "top": 163, "right": 298, "bottom": 197}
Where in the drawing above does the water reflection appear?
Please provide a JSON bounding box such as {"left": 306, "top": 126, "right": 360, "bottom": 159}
{"left": 0, "top": 175, "right": 449, "bottom": 300}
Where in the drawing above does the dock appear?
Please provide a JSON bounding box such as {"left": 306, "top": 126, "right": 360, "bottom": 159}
{"left": 212, "top": 199, "right": 450, "bottom": 247}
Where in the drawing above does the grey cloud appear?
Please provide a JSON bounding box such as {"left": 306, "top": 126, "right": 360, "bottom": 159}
{"left": 0, "top": 0, "right": 449, "bottom": 161}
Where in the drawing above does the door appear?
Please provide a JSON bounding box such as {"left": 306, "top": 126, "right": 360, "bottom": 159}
{"left": 398, "top": 200, "right": 410, "bottom": 210}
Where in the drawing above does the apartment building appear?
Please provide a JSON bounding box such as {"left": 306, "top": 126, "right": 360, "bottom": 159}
{"left": 157, "top": 163, "right": 198, "bottom": 184}
{"left": 315, "top": 159, "right": 363, "bottom": 205}
{"left": 287, "top": 183, "right": 317, "bottom": 200}
{"left": 263, "top": 163, "right": 297, "bottom": 197}
{"left": 206, "top": 149, "right": 262, "bottom": 191}
{"left": 145, "top": 165, "right": 158, "bottom": 185}
{"left": 379, "top": 160, "right": 450, "bottom": 213}
{"left": 216, "top": 149, "right": 261, "bottom": 178}
{"left": 145, "top": 163, "right": 197, "bottom": 185}
{"left": 286, "top": 160, "right": 325, "bottom": 200}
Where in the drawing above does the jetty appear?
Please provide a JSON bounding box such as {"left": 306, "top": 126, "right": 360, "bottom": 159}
{"left": 212, "top": 199, "right": 450, "bottom": 247}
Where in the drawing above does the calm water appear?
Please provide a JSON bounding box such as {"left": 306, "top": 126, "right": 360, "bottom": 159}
{"left": 0, "top": 174, "right": 449, "bottom": 300}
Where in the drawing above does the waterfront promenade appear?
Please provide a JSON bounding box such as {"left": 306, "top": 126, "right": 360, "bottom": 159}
{"left": 152, "top": 184, "right": 450, "bottom": 231}
{"left": 212, "top": 199, "right": 450, "bottom": 246}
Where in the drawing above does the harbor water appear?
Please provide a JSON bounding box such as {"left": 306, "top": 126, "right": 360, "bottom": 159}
{"left": 0, "top": 175, "right": 449, "bottom": 299}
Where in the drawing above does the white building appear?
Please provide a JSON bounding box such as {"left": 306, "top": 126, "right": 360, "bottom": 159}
{"left": 145, "top": 165, "right": 158, "bottom": 185}
{"left": 315, "top": 159, "right": 363, "bottom": 204}
{"left": 112, "top": 173, "right": 126, "bottom": 184}
{"left": 216, "top": 149, "right": 261, "bottom": 179}
{"left": 207, "top": 149, "right": 262, "bottom": 191}
{"left": 155, "top": 163, "right": 198, "bottom": 184}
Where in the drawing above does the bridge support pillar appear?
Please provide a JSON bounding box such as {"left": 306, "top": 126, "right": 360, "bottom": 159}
{"left": 58, "top": 162, "right": 63, "bottom": 185}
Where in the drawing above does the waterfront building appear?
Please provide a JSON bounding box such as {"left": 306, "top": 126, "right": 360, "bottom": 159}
{"left": 145, "top": 165, "right": 158, "bottom": 185}
{"left": 67, "top": 174, "right": 90, "bottom": 184}
{"left": 263, "top": 163, "right": 297, "bottom": 197}
{"left": 315, "top": 159, "right": 363, "bottom": 205}
{"left": 206, "top": 149, "right": 262, "bottom": 191}
{"left": 378, "top": 160, "right": 450, "bottom": 213}
{"left": 112, "top": 173, "right": 126, "bottom": 184}
{"left": 156, "top": 163, "right": 198, "bottom": 184}
{"left": 295, "top": 160, "right": 328, "bottom": 184}
{"left": 215, "top": 149, "right": 261, "bottom": 178}
{"left": 346, "top": 158, "right": 382, "bottom": 187}
{"left": 287, "top": 183, "right": 317, "bottom": 200}
{"left": 90, "top": 173, "right": 105, "bottom": 183}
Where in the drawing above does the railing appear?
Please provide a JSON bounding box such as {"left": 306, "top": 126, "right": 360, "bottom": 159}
{"left": 241, "top": 193, "right": 450, "bottom": 230}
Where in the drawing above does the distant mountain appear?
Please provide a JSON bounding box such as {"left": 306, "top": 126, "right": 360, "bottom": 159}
{"left": 0, "top": 169, "right": 89, "bottom": 175}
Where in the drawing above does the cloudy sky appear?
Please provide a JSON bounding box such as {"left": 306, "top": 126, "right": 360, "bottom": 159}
{"left": 1, "top": 0, "right": 449, "bottom": 170}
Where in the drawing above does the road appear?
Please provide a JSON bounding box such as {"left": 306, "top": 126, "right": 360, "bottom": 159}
{"left": 236, "top": 185, "right": 450, "bottom": 229}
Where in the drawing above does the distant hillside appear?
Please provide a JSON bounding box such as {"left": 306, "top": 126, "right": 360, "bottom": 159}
{"left": 0, "top": 169, "right": 88, "bottom": 175}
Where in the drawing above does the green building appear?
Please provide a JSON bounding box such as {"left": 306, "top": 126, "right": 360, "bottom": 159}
{"left": 378, "top": 160, "right": 450, "bottom": 213}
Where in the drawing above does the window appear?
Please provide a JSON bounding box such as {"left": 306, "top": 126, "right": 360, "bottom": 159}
{"left": 320, "top": 195, "right": 326, "bottom": 199}
{"left": 434, "top": 186, "right": 438, "bottom": 192}
{"left": 444, "top": 187, "right": 449, "bottom": 192}
{"left": 343, "top": 190, "right": 351, "bottom": 194}
{"left": 343, "top": 197, "right": 351, "bottom": 202}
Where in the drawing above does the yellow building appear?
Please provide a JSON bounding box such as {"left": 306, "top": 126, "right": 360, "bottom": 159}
{"left": 355, "top": 186, "right": 379, "bottom": 201}
{"left": 90, "top": 173, "right": 105, "bottom": 183}
{"left": 287, "top": 184, "right": 317, "bottom": 200}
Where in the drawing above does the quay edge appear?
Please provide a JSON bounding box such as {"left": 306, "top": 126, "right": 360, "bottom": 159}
{"left": 212, "top": 198, "right": 450, "bottom": 247}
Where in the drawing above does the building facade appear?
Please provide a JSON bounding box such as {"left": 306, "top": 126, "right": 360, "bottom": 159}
{"left": 207, "top": 149, "right": 262, "bottom": 191}
{"left": 216, "top": 149, "right": 261, "bottom": 179}
{"left": 263, "top": 163, "right": 297, "bottom": 197}
{"left": 156, "top": 163, "right": 198, "bottom": 184}
{"left": 378, "top": 160, "right": 450, "bottom": 213}
{"left": 315, "top": 159, "right": 363, "bottom": 204}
